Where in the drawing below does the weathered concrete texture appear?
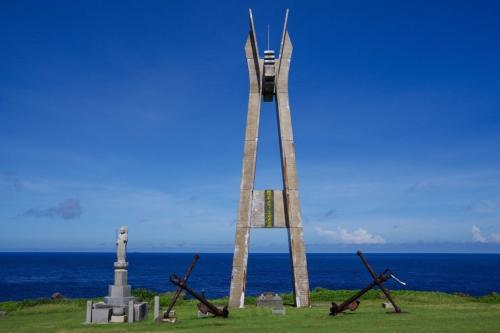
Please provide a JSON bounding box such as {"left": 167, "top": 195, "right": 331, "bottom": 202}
{"left": 134, "top": 302, "right": 147, "bottom": 321}
{"left": 91, "top": 308, "right": 112, "bottom": 323}
{"left": 114, "top": 269, "right": 128, "bottom": 286}
{"left": 251, "top": 190, "right": 286, "bottom": 228}
{"left": 110, "top": 315, "right": 126, "bottom": 323}
{"left": 229, "top": 226, "right": 250, "bottom": 308}
{"left": 229, "top": 9, "right": 310, "bottom": 309}
{"left": 240, "top": 141, "right": 257, "bottom": 190}
{"left": 288, "top": 227, "right": 310, "bottom": 307}
{"left": 85, "top": 300, "right": 93, "bottom": 323}
{"left": 280, "top": 141, "right": 299, "bottom": 190}
{"left": 244, "top": 94, "right": 262, "bottom": 141}
{"left": 104, "top": 283, "right": 134, "bottom": 315}
{"left": 284, "top": 190, "right": 302, "bottom": 227}
{"left": 236, "top": 190, "right": 252, "bottom": 227}
{"left": 128, "top": 300, "right": 134, "bottom": 323}
{"left": 153, "top": 296, "right": 160, "bottom": 321}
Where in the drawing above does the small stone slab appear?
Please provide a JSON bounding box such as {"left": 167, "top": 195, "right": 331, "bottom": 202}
{"left": 128, "top": 300, "right": 134, "bottom": 323}
{"left": 85, "top": 300, "right": 92, "bottom": 323}
{"left": 197, "top": 310, "right": 211, "bottom": 318}
{"left": 382, "top": 302, "right": 394, "bottom": 310}
{"left": 256, "top": 292, "right": 283, "bottom": 308}
{"left": 160, "top": 309, "right": 177, "bottom": 322}
{"left": 51, "top": 292, "right": 64, "bottom": 300}
{"left": 91, "top": 308, "right": 112, "bottom": 323}
{"left": 134, "top": 302, "right": 147, "bottom": 322}
{"left": 161, "top": 311, "right": 177, "bottom": 324}
{"left": 93, "top": 301, "right": 113, "bottom": 309}
{"left": 110, "top": 315, "right": 127, "bottom": 323}
{"left": 154, "top": 296, "right": 160, "bottom": 321}
{"left": 271, "top": 307, "right": 286, "bottom": 315}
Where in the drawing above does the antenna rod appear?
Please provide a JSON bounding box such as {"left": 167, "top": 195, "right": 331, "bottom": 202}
{"left": 267, "top": 24, "right": 270, "bottom": 50}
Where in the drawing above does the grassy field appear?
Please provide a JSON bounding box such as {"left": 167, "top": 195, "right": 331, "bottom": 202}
{"left": 1, "top": 289, "right": 500, "bottom": 333}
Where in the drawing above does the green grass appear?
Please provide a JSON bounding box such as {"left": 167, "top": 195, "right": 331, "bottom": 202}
{"left": 1, "top": 289, "right": 500, "bottom": 333}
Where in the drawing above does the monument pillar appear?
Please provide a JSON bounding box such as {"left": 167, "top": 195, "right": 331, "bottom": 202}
{"left": 229, "top": 9, "right": 311, "bottom": 308}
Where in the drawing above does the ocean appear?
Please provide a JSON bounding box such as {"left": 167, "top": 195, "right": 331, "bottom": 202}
{"left": 0, "top": 253, "right": 499, "bottom": 301}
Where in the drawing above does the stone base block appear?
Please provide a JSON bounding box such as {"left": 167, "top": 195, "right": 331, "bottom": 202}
{"left": 382, "top": 302, "right": 394, "bottom": 310}
{"left": 104, "top": 286, "right": 134, "bottom": 309}
{"left": 108, "top": 285, "right": 131, "bottom": 298}
{"left": 93, "top": 301, "right": 113, "bottom": 309}
{"left": 110, "top": 315, "right": 127, "bottom": 323}
{"left": 114, "top": 269, "right": 128, "bottom": 286}
{"left": 256, "top": 293, "right": 283, "bottom": 308}
{"left": 134, "top": 302, "right": 148, "bottom": 322}
{"left": 91, "top": 308, "right": 112, "bottom": 323}
{"left": 197, "top": 310, "right": 211, "bottom": 318}
{"left": 272, "top": 307, "right": 286, "bottom": 315}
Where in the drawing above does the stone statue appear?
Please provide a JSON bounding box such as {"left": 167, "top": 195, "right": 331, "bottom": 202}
{"left": 88, "top": 225, "right": 146, "bottom": 323}
{"left": 114, "top": 226, "right": 128, "bottom": 268}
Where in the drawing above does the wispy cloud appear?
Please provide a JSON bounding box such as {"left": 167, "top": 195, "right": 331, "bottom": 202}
{"left": 315, "top": 226, "right": 386, "bottom": 244}
{"left": 465, "top": 200, "right": 500, "bottom": 214}
{"left": 471, "top": 225, "right": 500, "bottom": 244}
{"left": 24, "top": 198, "right": 82, "bottom": 220}
{"left": 0, "top": 172, "right": 22, "bottom": 191}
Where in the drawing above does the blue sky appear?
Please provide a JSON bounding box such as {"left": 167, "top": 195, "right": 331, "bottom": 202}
{"left": 1, "top": 1, "right": 500, "bottom": 252}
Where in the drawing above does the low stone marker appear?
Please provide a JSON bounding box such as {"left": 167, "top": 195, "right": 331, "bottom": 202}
{"left": 91, "top": 308, "right": 112, "bottom": 323}
{"left": 85, "top": 300, "right": 92, "bottom": 323}
{"left": 197, "top": 310, "right": 211, "bottom": 318}
{"left": 128, "top": 300, "right": 134, "bottom": 323}
{"left": 256, "top": 292, "right": 283, "bottom": 308}
{"left": 382, "top": 302, "right": 395, "bottom": 310}
{"left": 271, "top": 307, "right": 286, "bottom": 315}
{"left": 256, "top": 292, "right": 285, "bottom": 315}
{"left": 153, "top": 296, "right": 160, "bottom": 321}
{"left": 134, "top": 302, "right": 147, "bottom": 321}
{"left": 51, "top": 292, "right": 64, "bottom": 300}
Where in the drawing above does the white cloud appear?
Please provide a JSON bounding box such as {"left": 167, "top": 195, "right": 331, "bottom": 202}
{"left": 471, "top": 225, "right": 500, "bottom": 244}
{"left": 471, "top": 225, "right": 487, "bottom": 243}
{"left": 315, "top": 226, "right": 337, "bottom": 238}
{"left": 315, "top": 226, "right": 386, "bottom": 244}
{"left": 491, "top": 234, "right": 500, "bottom": 243}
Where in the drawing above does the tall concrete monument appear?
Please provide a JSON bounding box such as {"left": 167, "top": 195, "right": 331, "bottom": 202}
{"left": 229, "top": 9, "right": 310, "bottom": 308}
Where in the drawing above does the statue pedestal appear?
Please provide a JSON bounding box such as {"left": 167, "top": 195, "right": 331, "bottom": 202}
{"left": 104, "top": 268, "right": 135, "bottom": 315}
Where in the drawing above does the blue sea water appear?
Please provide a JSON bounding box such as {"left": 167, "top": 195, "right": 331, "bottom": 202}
{"left": 0, "top": 253, "right": 499, "bottom": 301}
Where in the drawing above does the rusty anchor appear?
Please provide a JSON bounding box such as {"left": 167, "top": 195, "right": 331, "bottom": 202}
{"left": 170, "top": 274, "right": 229, "bottom": 317}
{"left": 330, "top": 250, "right": 404, "bottom": 316}
{"left": 168, "top": 255, "right": 229, "bottom": 318}
{"left": 161, "top": 254, "right": 200, "bottom": 322}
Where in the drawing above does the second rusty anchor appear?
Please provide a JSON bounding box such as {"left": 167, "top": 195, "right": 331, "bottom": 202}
{"left": 330, "top": 251, "right": 404, "bottom": 316}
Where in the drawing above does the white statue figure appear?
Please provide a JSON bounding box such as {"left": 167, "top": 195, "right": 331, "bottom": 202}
{"left": 115, "top": 226, "right": 128, "bottom": 268}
